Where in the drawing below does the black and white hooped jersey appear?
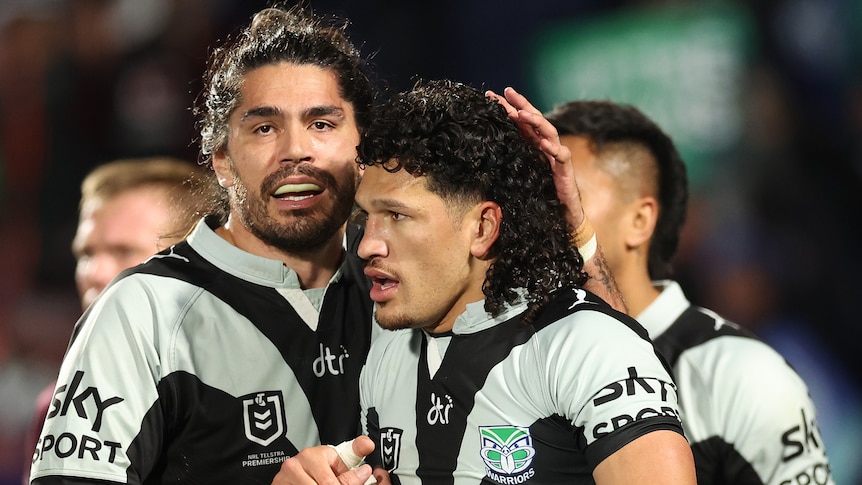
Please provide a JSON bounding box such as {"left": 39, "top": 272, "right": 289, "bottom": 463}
{"left": 643, "top": 281, "right": 833, "bottom": 485}
{"left": 29, "top": 219, "right": 376, "bottom": 485}
{"left": 360, "top": 288, "right": 684, "bottom": 485}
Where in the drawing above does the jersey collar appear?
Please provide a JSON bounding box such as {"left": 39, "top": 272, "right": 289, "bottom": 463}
{"left": 186, "top": 219, "right": 345, "bottom": 289}
{"left": 636, "top": 279, "right": 690, "bottom": 339}
{"left": 450, "top": 297, "right": 528, "bottom": 335}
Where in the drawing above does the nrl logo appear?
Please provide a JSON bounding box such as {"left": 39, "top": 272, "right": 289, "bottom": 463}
{"left": 242, "top": 391, "right": 286, "bottom": 446}
{"left": 479, "top": 426, "right": 535, "bottom": 475}
{"left": 379, "top": 427, "right": 403, "bottom": 472}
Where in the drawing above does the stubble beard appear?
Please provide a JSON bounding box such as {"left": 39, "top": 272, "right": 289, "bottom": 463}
{"left": 365, "top": 260, "right": 416, "bottom": 331}
{"left": 373, "top": 306, "right": 415, "bottom": 331}
{"left": 231, "top": 163, "right": 357, "bottom": 254}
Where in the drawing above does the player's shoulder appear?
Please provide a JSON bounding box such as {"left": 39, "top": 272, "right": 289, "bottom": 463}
{"left": 80, "top": 253, "right": 206, "bottom": 339}
{"left": 670, "top": 308, "right": 809, "bottom": 393}
{"left": 96, "top": 240, "right": 217, "bottom": 306}
{"left": 102, "top": 260, "right": 204, "bottom": 309}
{"left": 128, "top": 240, "right": 210, "bottom": 280}
{"left": 675, "top": 307, "right": 783, "bottom": 361}
{"left": 688, "top": 334, "right": 804, "bottom": 388}
{"left": 535, "top": 287, "right": 650, "bottom": 343}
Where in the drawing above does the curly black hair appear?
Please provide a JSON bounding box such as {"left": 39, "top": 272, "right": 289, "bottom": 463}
{"left": 194, "top": 3, "right": 375, "bottom": 168}
{"left": 358, "top": 79, "right": 588, "bottom": 323}
{"left": 545, "top": 100, "right": 689, "bottom": 280}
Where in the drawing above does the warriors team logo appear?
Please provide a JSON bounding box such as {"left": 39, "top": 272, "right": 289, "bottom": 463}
{"left": 380, "top": 427, "right": 403, "bottom": 472}
{"left": 479, "top": 426, "right": 536, "bottom": 476}
{"left": 242, "top": 391, "right": 286, "bottom": 446}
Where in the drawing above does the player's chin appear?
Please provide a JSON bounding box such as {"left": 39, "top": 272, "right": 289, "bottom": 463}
{"left": 373, "top": 308, "right": 414, "bottom": 331}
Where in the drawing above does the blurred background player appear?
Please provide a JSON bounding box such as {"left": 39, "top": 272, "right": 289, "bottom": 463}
{"left": 22, "top": 156, "right": 208, "bottom": 484}
{"left": 546, "top": 100, "right": 834, "bottom": 485}
{"left": 71, "top": 157, "right": 209, "bottom": 309}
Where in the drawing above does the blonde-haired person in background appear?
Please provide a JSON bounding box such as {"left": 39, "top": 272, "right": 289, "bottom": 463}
{"left": 71, "top": 157, "right": 210, "bottom": 308}
{"left": 23, "top": 156, "right": 208, "bottom": 484}
{"left": 28, "top": 5, "right": 624, "bottom": 484}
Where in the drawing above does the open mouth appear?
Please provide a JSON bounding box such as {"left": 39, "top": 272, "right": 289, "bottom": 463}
{"left": 369, "top": 276, "right": 399, "bottom": 303}
{"left": 373, "top": 277, "right": 398, "bottom": 291}
{"left": 273, "top": 183, "right": 323, "bottom": 201}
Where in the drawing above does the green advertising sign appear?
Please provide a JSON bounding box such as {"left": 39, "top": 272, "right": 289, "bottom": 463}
{"left": 528, "top": 4, "right": 754, "bottom": 187}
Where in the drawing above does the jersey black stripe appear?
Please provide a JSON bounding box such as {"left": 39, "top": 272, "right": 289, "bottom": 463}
{"left": 414, "top": 313, "right": 532, "bottom": 485}
{"left": 124, "top": 235, "right": 373, "bottom": 446}
{"left": 651, "top": 307, "right": 777, "bottom": 485}
{"left": 411, "top": 289, "right": 614, "bottom": 485}
{"left": 651, "top": 306, "right": 756, "bottom": 369}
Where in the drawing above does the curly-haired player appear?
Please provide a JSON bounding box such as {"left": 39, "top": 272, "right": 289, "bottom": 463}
{"left": 28, "top": 4, "right": 624, "bottom": 484}
{"left": 356, "top": 80, "right": 586, "bottom": 325}
{"left": 272, "top": 80, "right": 696, "bottom": 485}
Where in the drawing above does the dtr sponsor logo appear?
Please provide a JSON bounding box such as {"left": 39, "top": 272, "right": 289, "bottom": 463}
{"left": 313, "top": 344, "right": 350, "bottom": 377}
{"left": 426, "top": 392, "right": 453, "bottom": 425}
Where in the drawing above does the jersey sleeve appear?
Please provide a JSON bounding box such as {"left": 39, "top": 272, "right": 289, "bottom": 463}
{"left": 677, "top": 336, "right": 834, "bottom": 485}
{"left": 359, "top": 327, "right": 390, "bottom": 469}
{"left": 359, "top": 328, "right": 416, "bottom": 473}
{"left": 537, "top": 310, "right": 684, "bottom": 469}
{"left": 29, "top": 276, "right": 173, "bottom": 484}
{"left": 358, "top": 356, "right": 377, "bottom": 469}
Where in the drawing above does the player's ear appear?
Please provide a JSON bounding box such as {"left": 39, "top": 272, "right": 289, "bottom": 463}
{"left": 211, "top": 148, "right": 235, "bottom": 188}
{"left": 470, "top": 201, "right": 501, "bottom": 260}
{"left": 626, "top": 196, "right": 658, "bottom": 248}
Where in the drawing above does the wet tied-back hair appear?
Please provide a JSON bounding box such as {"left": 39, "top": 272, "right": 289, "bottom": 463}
{"left": 358, "top": 79, "right": 588, "bottom": 324}
{"left": 546, "top": 100, "right": 689, "bottom": 280}
{"left": 194, "top": 3, "right": 375, "bottom": 168}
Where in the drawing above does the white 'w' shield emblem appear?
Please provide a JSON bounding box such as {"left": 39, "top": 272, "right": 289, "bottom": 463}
{"left": 242, "top": 391, "right": 286, "bottom": 446}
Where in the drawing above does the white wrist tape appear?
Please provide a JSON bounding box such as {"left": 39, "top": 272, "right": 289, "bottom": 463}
{"left": 578, "top": 232, "right": 597, "bottom": 263}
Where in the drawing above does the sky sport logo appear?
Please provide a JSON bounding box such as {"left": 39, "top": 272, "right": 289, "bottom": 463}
{"left": 479, "top": 426, "right": 536, "bottom": 484}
